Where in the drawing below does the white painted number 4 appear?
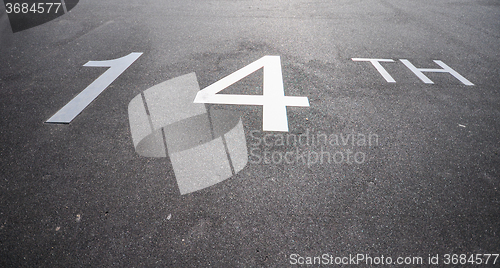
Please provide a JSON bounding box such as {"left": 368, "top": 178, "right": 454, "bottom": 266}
{"left": 193, "top": 56, "right": 309, "bottom": 132}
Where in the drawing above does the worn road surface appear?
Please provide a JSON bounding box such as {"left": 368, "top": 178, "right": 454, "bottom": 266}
{"left": 1, "top": 0, "right": 499, "bottom": 266}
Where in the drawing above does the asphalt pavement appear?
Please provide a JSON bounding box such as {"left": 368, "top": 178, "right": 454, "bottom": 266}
{"left": 1, "top": 0, "right": 499, "bottom": 267}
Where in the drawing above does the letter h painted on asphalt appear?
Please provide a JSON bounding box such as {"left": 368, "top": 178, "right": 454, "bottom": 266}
{"left": 352, "top": 58, "right": 474, "bottom": 85}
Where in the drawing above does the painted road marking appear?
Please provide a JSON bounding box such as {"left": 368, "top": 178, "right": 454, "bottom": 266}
{"left": 46, "top": 52, "right": 143, "bottom": 123}
{"left": 351, "top": 58, "right": 396, "bottom": 83}
{"left": 352, "top": 58, "right": 474, "bottom": 85}
{"left": 400, "top": 59, "right": 474, "bottom": 85}
{"left": 194, "top": 55, "right": 310, "bottom": 132}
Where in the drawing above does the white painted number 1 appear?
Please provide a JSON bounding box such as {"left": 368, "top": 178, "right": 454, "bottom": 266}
{"left": 193, "top": 56, "right": 309, "bottom": 132}
{"left": 46, "top": 52, "right": 143, "bottom": 123}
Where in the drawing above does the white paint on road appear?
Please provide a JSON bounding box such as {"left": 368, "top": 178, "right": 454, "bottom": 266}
{"left": 400, "top": 59, "right": 474, "bottom": 85}
{"left": 46, "top": 52, "right": 143, "bottom": 123}
{"left": 352, "top": 58, "right": 396, "bottom": 83}
{"left": 194, "top": 56, "right": 309, "bottom": 132}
